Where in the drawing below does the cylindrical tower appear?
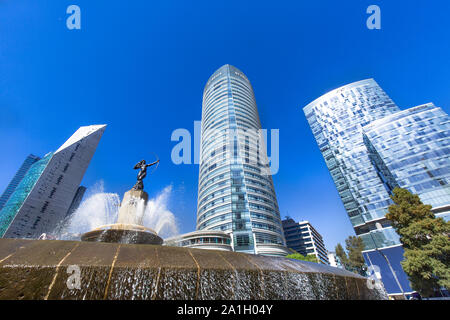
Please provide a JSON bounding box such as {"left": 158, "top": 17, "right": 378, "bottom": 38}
{"left": 197, "top": 64, "right": 288, "bottom": 256}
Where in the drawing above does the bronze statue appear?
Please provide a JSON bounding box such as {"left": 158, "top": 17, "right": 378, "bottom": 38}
{"left": 133, "top": 159, "right": 159, "bottom": 190}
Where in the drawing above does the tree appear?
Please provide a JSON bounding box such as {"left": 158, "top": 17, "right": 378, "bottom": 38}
{"left": 335, "top": 236, "right": 367, "bottom": 276}
{"left": 386, "top": 187, "right": 450, "bottom": 297}
{"left": 335, "top": 243, "right": 348, "bottom": 267}
{"left": 286, "top": 253, "right": 318, "bottom": 263}
{"left": 346, "top": 236, "right": 367, "bottom": 275}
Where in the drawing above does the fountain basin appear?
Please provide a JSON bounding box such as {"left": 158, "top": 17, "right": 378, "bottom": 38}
{"left": 81, "top": 223, "right": 163, "bottom": 245}
{"left": 0, "top": 238, "right": 387, "bottom": 300}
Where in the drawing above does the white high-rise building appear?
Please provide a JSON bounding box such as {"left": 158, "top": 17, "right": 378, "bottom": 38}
{"left": 0, "top": 125, "right": 106, "bottom": 238}
{"left": 281, "top": 218, "right": 330, "bottom": 264}
{"left": 197, "top": 64, "right": 288, "bottom": 256}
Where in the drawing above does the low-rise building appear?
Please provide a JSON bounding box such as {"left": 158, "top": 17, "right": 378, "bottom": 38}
{"left": 164, "top": 230, "right": 232, "bottom": 251}
{"left": 282, "top": 218, "right": 329, "bottom": 264}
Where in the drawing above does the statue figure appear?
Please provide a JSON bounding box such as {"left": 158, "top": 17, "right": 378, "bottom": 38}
{"left": 132, "top": 159, "right": 159, "bottom": 190}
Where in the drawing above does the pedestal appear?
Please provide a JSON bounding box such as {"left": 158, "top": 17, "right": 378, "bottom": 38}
{"left": 117, "top": 189, "right": 148, "bottom": 225}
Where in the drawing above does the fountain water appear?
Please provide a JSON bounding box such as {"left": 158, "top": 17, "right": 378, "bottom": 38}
{"left": 55, "top": 181, "right": 178, "bottom": 241}
{"left": 142, "top": 186, "right": 178, "bottom": 238}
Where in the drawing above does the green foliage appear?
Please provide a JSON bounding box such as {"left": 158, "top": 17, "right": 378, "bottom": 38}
{"left": 346, "top": 236, "right": 366, "bottom": 272}
{"left": 386, "top": 187, "right": 450, "bottom": 297}
{"left": 286, "top": 253, "right": 318, "bottom": 263}
{"left": 335, "top": 243, "right": 348, "bottom": 265}
{"left": 335, "top": 236, "right": 367, "bottom": 276}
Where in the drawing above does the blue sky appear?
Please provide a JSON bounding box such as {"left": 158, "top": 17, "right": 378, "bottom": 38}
{"left": 1, "top": 0, "right": 449, "bottom": 251}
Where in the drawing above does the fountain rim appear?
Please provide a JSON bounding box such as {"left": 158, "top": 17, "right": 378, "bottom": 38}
{"left": 90, "top": 223, "right": 157, "bottom": 234}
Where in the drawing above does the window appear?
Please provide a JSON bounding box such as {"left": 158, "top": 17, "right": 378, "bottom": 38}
{"left": 49, "top": 187, "right": 57, "bottom": 199}
{"left": 40, "top": 202, "right": 49, "bottom": 213}
{"left": 236, "top": 234, "right": 250, "bottom": 246}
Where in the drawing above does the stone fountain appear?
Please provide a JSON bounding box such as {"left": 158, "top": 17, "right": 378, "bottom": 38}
{"left": 0, "top": 159, "right": 388, "bottom": 300}
{"left": 81, "top": 159, "right": 162, "bottom": 245}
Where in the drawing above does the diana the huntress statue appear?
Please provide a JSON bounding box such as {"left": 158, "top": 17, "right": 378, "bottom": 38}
{"left": 132, "top": 159, "right": 159, "bottom": 191}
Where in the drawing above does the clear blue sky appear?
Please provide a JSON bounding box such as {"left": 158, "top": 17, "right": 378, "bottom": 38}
{"left": 1, "top": 0, "right": 449, "bottom": 251}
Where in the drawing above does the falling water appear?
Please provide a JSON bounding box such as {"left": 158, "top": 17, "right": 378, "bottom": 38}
{"left": 142, "top": 186, "right": 178, "bottom": 238}
{"left": 55, "top": 181, "right": 178, "bottom": 240}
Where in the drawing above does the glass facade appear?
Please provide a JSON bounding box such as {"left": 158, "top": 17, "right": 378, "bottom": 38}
{"left": 303, "top": 79, "right": 400, "bottom": 247}
{"left": 0, "top": 153, "right": 53, "bottom": 237}
{"left": 0, "top": 154, "right": 41, "bottom": 211}
{"left": 197, "top": 64, "right": 288, "bottom": 256}
{"left": 363, "top": 103, "right": 450, "bottom": 226}
{"left": 364, "top": 245, "right": 413, "bottom": 295}
{"left": 304, "top": 80, "right": 450, "bottom": 295}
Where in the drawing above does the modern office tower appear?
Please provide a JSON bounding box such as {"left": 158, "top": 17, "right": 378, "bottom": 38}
{"left": 363, "top": 103, "right": 450, "bottom": 222}
{"left": 303, "top": 79, "right": 414, "bottom": 295}
{"left": 0, "top": 154, "right": 41, "bottom": 211}
{"left": 362, "top": 103, "right": 450, "bottom": 282}
{"left": 282, "top": 218, "right": 329, "bottom": 264}
{"left": 0, "top": 125, "right": 106, "bottom": 239}
{"left": 197, "top": 64, "right": 288, "bottom": 256}
{"left": 304, "top": 79, "right": 400, "bottom": 229}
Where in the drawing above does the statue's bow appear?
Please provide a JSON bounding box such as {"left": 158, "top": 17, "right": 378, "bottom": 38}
{"left": 151, "top": 154, "right": 160, "bottom": 174}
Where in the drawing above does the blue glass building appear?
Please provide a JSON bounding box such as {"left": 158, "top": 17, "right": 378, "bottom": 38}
{"left": 0, "top": 154, "right": 40, "bottom": 211}
{"left": 197, "top": 65, "right": 288, "bottom": 256}
{"left": 303, "top": 79, "right": 401, "bottom": 244}
{"left": 361, "top": 103, "right": 450, "bottom": 295}
{"left": 0, "top": 153, "right": 53, "bottom": 237}
{"left": 363, "top": 103, "right": 450, "bottom": 222}
{"left": 304, "top": 80, "right": 450, "bottom": 297}
{"left": 303, "top": 79, "right": 413, "bottom": 295}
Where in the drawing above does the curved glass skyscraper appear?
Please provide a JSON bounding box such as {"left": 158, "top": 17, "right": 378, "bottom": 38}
{"left": 302, "top": 79, "right": 450, "bottom": 295}
{"left": 303, "top": 79, "right": 401, "bottom": 245}
{"left": 363, "top": 103, "right": 450, "bottom": 220}
{"left": 197, "top": 64, "right": 288, "bottom": 256}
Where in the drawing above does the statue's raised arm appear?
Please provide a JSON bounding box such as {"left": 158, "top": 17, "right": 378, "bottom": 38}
{"left": 146, "top": 160, "right": 159, "bottom": 168}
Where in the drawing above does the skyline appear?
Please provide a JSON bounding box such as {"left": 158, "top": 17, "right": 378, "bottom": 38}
{"left": 1, "top": 0, "right": 450, "bottom": 252}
